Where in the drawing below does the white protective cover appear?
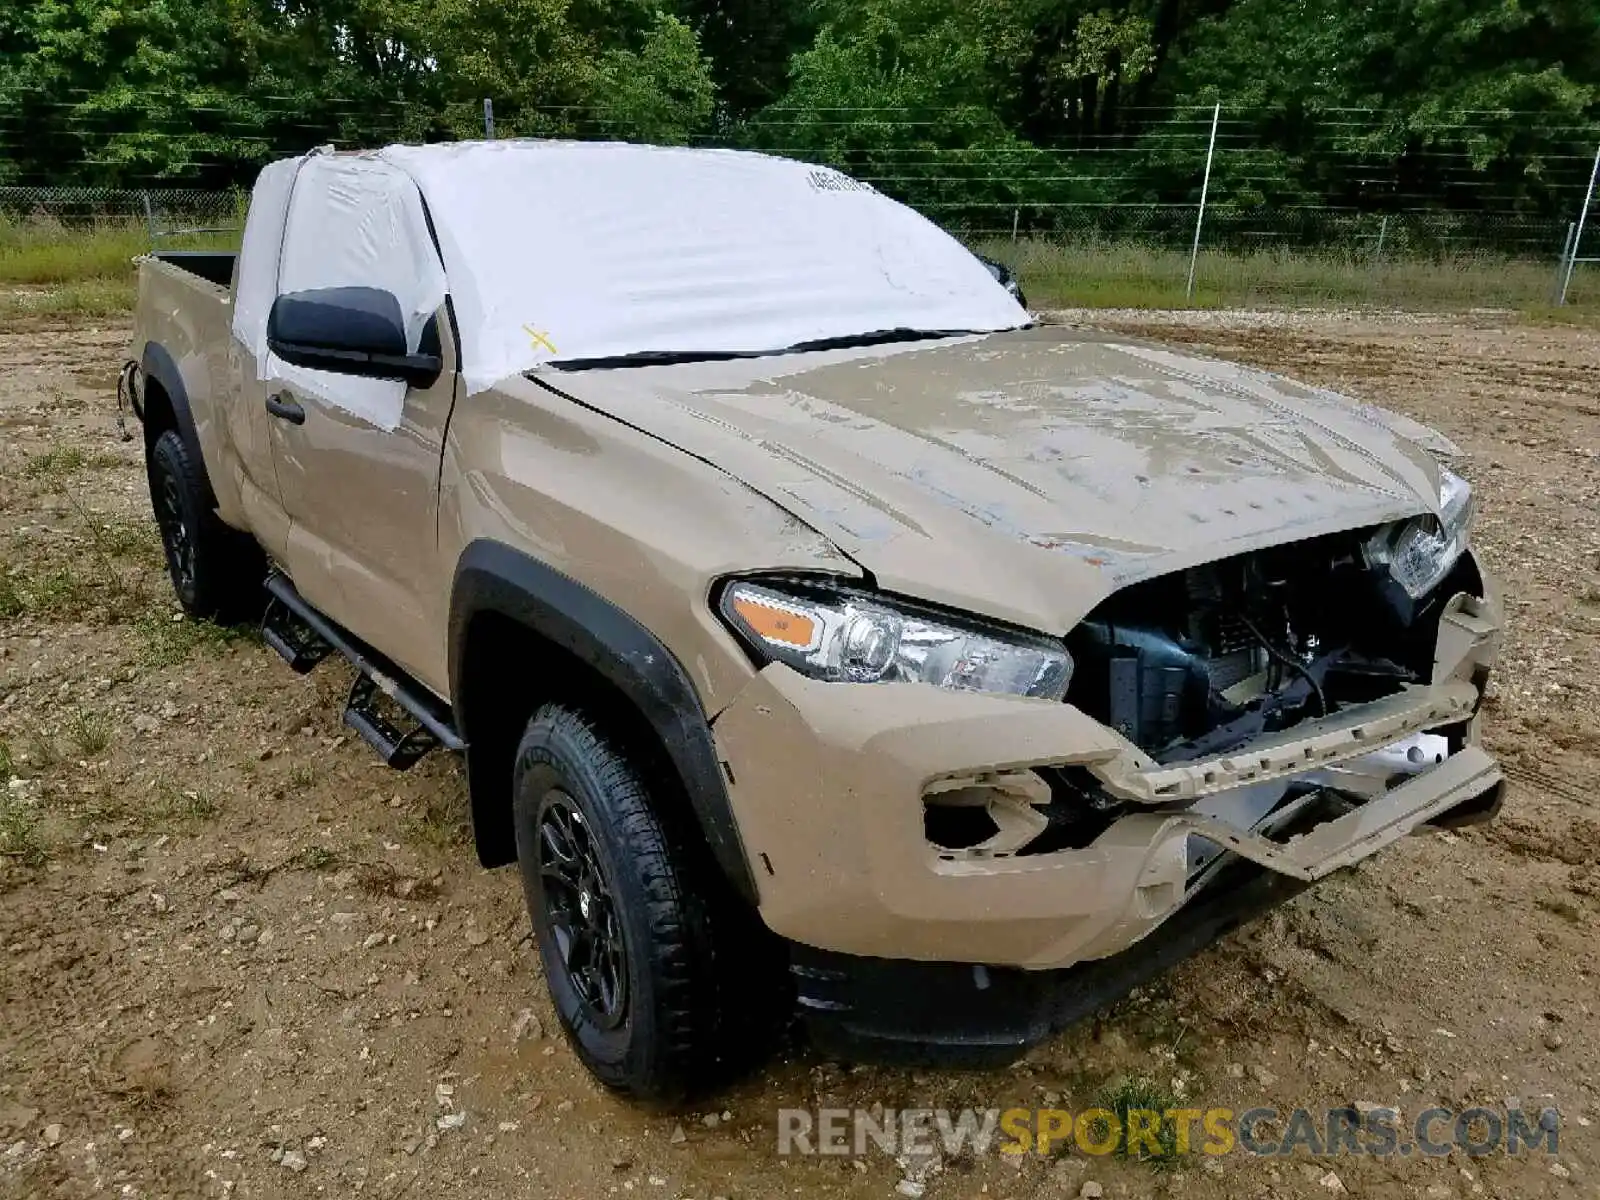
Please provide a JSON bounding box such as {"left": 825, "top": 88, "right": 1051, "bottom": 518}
{"left": 233, "top": 152, "right": 449, "bottom": 429}
{"left": 381, "top": 141, "right": 1029, "bottom": 394}
{"left": 231, "top": 155, "right": 302, "bottom": 365}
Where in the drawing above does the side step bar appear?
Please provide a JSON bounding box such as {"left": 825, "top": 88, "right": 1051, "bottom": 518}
{"left": 262, "top": 572, "right": 466, "bottom": 769}
{"left": 262, "top": 591, "right": 333, "bottom": 674}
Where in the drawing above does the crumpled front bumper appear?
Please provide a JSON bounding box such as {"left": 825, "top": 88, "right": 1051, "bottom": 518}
{"left": 711, "top": 587, "right": 1501, "bottom": 972}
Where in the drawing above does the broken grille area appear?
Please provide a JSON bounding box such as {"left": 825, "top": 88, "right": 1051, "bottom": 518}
{"left": 1064, "top": 527, "right": 1481, "bottom": 763}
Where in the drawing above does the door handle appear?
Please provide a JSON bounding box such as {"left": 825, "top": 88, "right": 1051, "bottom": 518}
{"left": 265, "top": 393, "right": 306, "bottom": 425}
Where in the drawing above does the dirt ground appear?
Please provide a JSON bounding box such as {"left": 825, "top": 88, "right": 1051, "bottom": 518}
{"left": 1, "top": 310, "right": 1596, "bottom": 1200}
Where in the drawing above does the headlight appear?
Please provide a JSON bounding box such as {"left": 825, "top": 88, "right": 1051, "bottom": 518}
{"left": 1363, "top": 467, "right": 1475, "bottom": 599}
{"left": 718, "top": 580, "right": 1073, "bottom": 700}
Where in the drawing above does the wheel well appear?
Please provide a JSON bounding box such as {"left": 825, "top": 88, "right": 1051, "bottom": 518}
{"left": 140, "top": 374, "right": 177, "bottom": 458}
{"left": 457, "top": 611, "right": 715, "bottom": 872}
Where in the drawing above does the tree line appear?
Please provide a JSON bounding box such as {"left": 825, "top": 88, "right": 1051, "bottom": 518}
{"left": 2, "top": 0, "right": 1598, "bottom": 226}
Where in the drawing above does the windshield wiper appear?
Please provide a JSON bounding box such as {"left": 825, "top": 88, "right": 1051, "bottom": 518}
{"left": 783, "top": 327, "right": 981, "bottom": 353}
{"left": 546, "top": 328, "right": 982, "bottom": 372}
{"left": 550, "top": 348, "right": 760, "bottom": 371}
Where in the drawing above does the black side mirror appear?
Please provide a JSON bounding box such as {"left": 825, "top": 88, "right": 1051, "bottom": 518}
{"left": 267, "top": 287, "right": 443, "bottom": 388}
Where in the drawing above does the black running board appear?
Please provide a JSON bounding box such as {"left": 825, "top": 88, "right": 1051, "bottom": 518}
{"left": 262, "top": 590, "right": 332, "bottom": 673}
{"left": 262, "top": 572, "right": 466, "bottom": 769}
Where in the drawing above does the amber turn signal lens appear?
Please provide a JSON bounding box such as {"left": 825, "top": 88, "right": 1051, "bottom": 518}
{"left": 729, "top": 593, "right": 817, "bottom": 649}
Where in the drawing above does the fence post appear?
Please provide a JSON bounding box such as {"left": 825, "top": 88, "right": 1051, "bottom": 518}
{"left": 1559, "top": 143, "right": 1599, "bottom": 305}
{"left": 484, "top": 99, "right": 496, "bottom": 140}
{"left": 1011, "top": 208, "right": 1019, "bottom": 244}
{"left": 1186, "top": 102, "right": 1220, "bottom": 301}
{"left": 1374, "top": 214, "right": 1389, "bottom": 261}
{"left": 142, "top": 191, "right": 155, "bottom": 246}
{"left": 1553, "top": 221, "right": 1577, "bottom": 304}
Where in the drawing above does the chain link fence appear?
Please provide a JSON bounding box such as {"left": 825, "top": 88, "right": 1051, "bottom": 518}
{"left": 0, "top": 187, "right": 243, "bottom": 236}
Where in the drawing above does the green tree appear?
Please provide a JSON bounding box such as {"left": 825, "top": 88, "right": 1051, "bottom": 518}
{"left": 0, "top": 0, "right": 270, "bottom": 184}
{"left": 673, "top": 0, "right": 817, "bottom": 116}
{"left": 0, "top": 0, "right": 720, "bottom": 184}
{"left": 598, "top": 14, "right": 717, "bottom": 143}
{"left": 1160, "top": 0, "right": 1600, "bottom": 212}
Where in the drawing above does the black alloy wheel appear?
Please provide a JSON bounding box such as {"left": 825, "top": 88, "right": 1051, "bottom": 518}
{"left": 533, "top": 788, "right": 629, "bottom": 1028}
{"left": 146, "top": 428, "right": 266, "bottom": 622}
{"left": 511, "top": 703, "right": 786, "bottom": 1099}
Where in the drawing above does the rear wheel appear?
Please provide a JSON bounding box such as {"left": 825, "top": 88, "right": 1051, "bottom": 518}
{"left": 148, "top": 429, "right": 264, "bottom": 622}
{"left": 512, "top": 703, "right": 781, "bottom": 1100}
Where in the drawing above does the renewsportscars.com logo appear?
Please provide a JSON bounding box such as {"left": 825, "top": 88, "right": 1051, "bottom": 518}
{"left": 777, "top": 1105, "right": 1561, "bottom": 1159}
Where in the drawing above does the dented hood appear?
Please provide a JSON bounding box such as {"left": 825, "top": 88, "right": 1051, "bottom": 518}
{"left": 548, "top": 326, "right": 1452, "bottom": 633}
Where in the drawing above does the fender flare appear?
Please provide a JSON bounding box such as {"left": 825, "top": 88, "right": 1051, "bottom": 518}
{"left": 139, "top": 341, "right": 209, "bottom": 487}
{"left": 448, "top": 539, "right": 758, "bottom": 904}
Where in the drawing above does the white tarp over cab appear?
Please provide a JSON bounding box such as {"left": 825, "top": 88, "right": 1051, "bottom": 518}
{"left": 233, "top": 140, "right": 1029, "bottom": 405}
{"left": 383, "top": 141, "right": 1029, "bottom": 394}
{"left": 231, "top": 154, "right": 302, "bottom": 366}
{"left": 233, "top": 151, "right": 450, "bottom": 428}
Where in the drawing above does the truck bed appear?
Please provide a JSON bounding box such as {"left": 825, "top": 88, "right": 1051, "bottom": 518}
{"left": 152, "top": 250, "right": 238, "bottom": 290}
{"left": 130, "top": 252, "right": 244, "bottom": 521}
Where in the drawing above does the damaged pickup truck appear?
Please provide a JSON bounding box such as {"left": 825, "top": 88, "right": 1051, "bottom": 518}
{"left": 124, "top": 141, "right": 1503, "bottom": 1099}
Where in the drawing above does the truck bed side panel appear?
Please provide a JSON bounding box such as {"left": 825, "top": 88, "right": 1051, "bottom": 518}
{"left": 131, "top": 256, "right": 249, "bottom": 529}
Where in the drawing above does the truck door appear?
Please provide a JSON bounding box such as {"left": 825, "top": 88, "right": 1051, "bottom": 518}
{"left": 258, "top": 156, "right": 459, "bottom": 696}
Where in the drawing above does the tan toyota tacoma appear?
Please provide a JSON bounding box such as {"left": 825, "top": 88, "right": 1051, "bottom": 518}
{"left": 124, "top": 141, "right": 1504, "bottom": 1099}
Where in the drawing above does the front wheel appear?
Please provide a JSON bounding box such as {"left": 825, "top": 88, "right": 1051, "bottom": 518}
{"left": 512, "top": 703, "right": 777, "bottom": 1100}
{"left": 147, "top": 429, "right": 264, "bottom": 622}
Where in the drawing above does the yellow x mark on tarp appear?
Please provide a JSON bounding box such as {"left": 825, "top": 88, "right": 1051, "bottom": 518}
{"left": 523, "top": 325, "right": 558, "bottom": 354}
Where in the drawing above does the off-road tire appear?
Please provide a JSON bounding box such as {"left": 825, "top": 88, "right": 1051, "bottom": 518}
{"left": 512, "top": 703, "right": 782, "bottom": 1100}
{"left": 148, "top": 429, "right": 264, "bottom": 622}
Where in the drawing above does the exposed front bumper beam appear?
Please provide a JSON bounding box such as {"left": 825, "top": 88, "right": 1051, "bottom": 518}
{"left": 1116, "top": 743, "right": 1500, "bottom": 883}
{"left": 1088, "top": 681, "right": 1480, "bottom": 804}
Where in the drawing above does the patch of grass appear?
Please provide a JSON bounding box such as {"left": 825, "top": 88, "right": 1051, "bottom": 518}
{"left": 14, "top": 561, "right": 139, "bottom": 619}
{"left": 22, "top": 446, "right": 89, "bottom": 479}
{"left": 68, "top": 709, "right": 113, "bottom": 756}
{"left": 0, "top": 214, "right": 239, "bottom": 320}
{"left": 0, "top": 569, "right": 21, "bottom": 620}
{"left": 1, "top": 497, "right": 151, "bottom": 619}
{"left": 0, "top": 216, "right": 151, "bottom": 287}
{"left": 26, "top": 565, "right": 101, "bottom": 616}
{"left": 975, "top": 236, "right": 1600, "bottom": 315}
{"left": 62, "top": 491, "right": 148, "bottom": 603}
{"left": 1517, "top": 304, "right": 1600, "bottom": 331}
{"left": 1090, "top": 1076, "right": 1184, "bottom": 1163}
{"left": 23, "top": 730, "right": 58, "bottom": 772}
{"left": 134, "top": 609, "right": 255, "bottom": 668}
{"left": 0, "top": 795, "right": 47, "bottom": 867}
{"left": 97, "top": 516, "right": 161, "bottom": 564}
{"left": 287, "top": 762, "right": 319, "bottom": 791}
{"left": 287, "top": 844, "right": 341, "bottom": 872}
{"left": 0, "top": 739, "right": 12, "bottom": 785}
{"left": 0, "top": 279, "right": 139, "bottom": 320}
{"left": 401, "top": 791, "right": 471, "bottom": 850}
{"left": 147, "top": 779, "right": 220, "bottom": 826}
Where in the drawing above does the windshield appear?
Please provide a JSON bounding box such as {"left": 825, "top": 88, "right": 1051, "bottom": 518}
{"left": 381, "top": 141, "right": 1029, "bottom": 394}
